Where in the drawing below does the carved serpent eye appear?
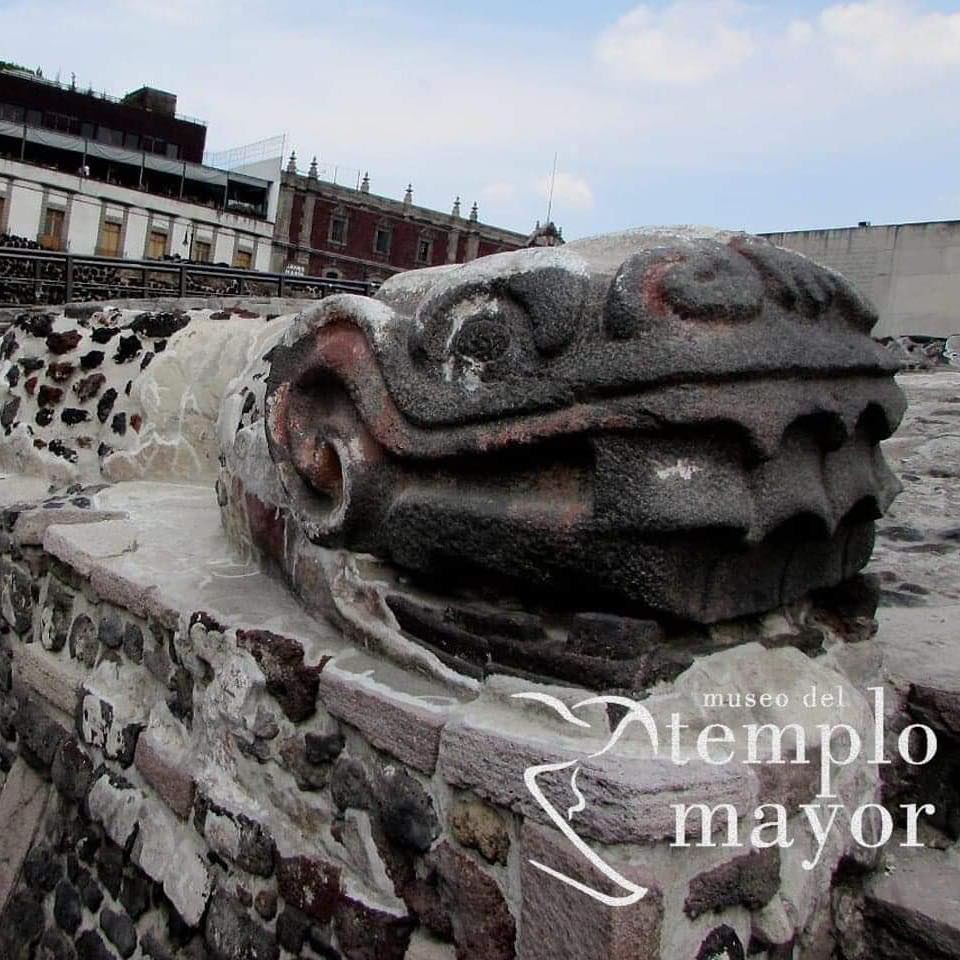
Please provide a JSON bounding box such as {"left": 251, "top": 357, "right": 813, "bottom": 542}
{"left": 605, "top": 241, "right": 764, "bottom": 339}
{"left": 451, "top": 315, "right": 511, "bottom": 363}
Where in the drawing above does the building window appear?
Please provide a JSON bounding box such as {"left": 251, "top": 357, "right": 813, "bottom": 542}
{"left": 40, "top": 208, "right": 65, "bottom": 251}
{"left": 124, "top": 132, "right": 139, "bottom": 150}
{"left": 98, "top": 221, "right": 122, "bottom": 258}
{"left": 324, "top": 269, "right": 342, "bottom": 280}
{"left": 416, "top": 237, "right": 433, "bottom": 264}
{"left": 374, "top": 226, "right": 391, "bottom": 256}
{"left": 147, "top": 229, "right": 167, "bottom": 259}
{"left": 233, "top": 248, "right": 252, "bottom": 270}
{"left": 192, "top": 239, "right": 212, "bottom": 263}
{"left": 329, "top": 215, "right": 347, "bottom": 245}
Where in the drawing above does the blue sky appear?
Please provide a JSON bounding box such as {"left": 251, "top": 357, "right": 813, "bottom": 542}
{"left": 2, "top": 0, "right": 959, "bottom": 239}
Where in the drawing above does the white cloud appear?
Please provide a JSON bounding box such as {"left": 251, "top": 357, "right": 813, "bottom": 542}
{"left": 818, "top": 1, "right": 960, "bottom": 71}
{"left": 481, "top": 181, "right": 517, "bottom": 205}
{"left": 595, "top": 1, "right": 755, "bottom": 86}
{"left": 534, "top": 172, "right": 594, "bottom": 212}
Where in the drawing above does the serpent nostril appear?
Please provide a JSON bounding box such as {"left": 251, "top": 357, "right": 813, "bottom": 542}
{"left": 293, "top": 437, "right": 344, "bottom": 511}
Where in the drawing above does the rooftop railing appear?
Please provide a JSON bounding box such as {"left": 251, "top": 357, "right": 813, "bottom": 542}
{"left": 0, "top": 247, "right": 372, "bottom": 307}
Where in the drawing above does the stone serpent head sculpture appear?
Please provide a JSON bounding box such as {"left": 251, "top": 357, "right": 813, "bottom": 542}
{"left": 222, "top": 227, "right": 905, "bottom": 690}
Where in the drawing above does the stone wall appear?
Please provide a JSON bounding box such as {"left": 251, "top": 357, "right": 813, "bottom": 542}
{"left": 0, "top": 478, "right": 895, "bottom": 960}
{"left": 762, "top": 221, "right": 960, "bottom": 339}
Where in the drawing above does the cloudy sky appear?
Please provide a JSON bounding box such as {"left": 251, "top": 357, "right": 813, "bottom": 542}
{"left": 2, "top": 0, "right": 958, "bottom": 239}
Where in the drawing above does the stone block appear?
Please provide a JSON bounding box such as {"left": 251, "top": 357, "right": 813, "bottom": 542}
{"left": 87, "top": 773, "right": 141, "bottom": 849}
{"left": 318, "top": 663, "right": 448, "bottom": 773}
{"left": 236, "top": 628, "right": 326, "bottom": 722}
{"left": 13, "top": 641, "right": 88, "bottom": 716}
{"left": 438, "top": 712, "right": 757, "bottom": 843}
{"left": 204, "top": 888, "right": 278, "bottom": 960}
{"left": 334, "top": 891, "right": 415, "bottom": 960}
{"left": 100, "top": 908, "right": 138, "bottom": 959}
{"left": 429, "top": 840, "right": 516, "bottom": 960}
{"left": 450, "top": 799, "right": 510, "bottom": 865}
{"left": 134, "top": 713, "right": 195, "bottom": 819}
{"left": 276, "top": 853, "right": 341, "bottom": 923}
{"left": 684, "top": 847, "right": 780, "bottom": 920}
{"left": 14, "top": 697, "right": 70, "bottom": 771}
{"left": 51, "top": 736, "right": 95, "bottom": 803}
{"left": 517, "top": 821, "right": 662, "bottom": 960}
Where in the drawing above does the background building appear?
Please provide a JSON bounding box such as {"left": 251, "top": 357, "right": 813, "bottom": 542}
{"left": 0, "top": 67, "right": 278, "bottom": 270}
{"left": 272, "top": 157, "right": 528, "bottom": 282}
{"left": 762, "top": 220, "right": 960, "bottom": 338}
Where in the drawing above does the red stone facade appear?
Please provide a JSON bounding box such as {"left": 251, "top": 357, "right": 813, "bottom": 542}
{"left": 272, "top": 172, "right": 528, "bottom": 282}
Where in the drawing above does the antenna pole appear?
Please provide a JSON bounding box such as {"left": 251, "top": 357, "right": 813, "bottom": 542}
{"left": 546, "top": 152, "right": 558, "bottom": 223}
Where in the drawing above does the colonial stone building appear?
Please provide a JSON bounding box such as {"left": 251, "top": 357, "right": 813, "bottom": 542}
{"left": 272, "top": 157, "right": 528, "bottom": 282}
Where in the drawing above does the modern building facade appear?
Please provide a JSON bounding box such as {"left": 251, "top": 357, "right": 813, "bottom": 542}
{"left": 272, "top": 159, "right": 528, "bottom": 282}
{"left": 0, "top": 67, "right": 278, "bottom": 270}
{"left": 762, "top": 220, "right": 960, "bottom": 338}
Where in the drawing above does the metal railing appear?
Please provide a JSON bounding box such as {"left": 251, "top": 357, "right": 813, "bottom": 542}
{"left": 0, "top": 247, "right": 373, "bottom": 307}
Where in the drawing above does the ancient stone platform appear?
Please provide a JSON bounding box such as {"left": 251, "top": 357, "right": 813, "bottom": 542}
{"left": 0, "top": 236, "right": 954, "bottom": 960}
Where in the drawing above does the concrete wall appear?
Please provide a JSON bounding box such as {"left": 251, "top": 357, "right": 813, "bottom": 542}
{"left": 0, "top": 158, "right": 274, "bottom": 271}
{"left": 763, "top": 221, "right": 960, "bottom": 338}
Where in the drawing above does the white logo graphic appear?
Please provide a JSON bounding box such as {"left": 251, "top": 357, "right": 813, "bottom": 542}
{"left": 511, "top": 692, "right": 660, "bottom": 907}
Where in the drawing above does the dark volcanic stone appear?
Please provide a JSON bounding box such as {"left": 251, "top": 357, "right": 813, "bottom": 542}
{"left": 0, "top": 890, "right": 44, "bottom": 959}
{"left": 97, "top": 840, "right": 124, "bottom": 899}
{"left": 98, "top": 610, "right": 123, "bottom": 648}
{"left": 54, "top": 880, "right": 82, "bottom": 934}
{"left": 74, "top": 373, "right": 106, "bottom": 401}
{"left": 141, "top": 351, "right": 154, "bottom": 370}
{"left": 52, "top": 736, "right": 95, "bottom": 802}
{"left": 304, "top": 730, "right": 345, "bottom": 764}
{"left": 24, "top": 375, "right": 37, "bottom": 395}
{"left": 76, "top": 930, "right": 114, "bottom": 960}
{"left": 236, "top": 629, "right": 327, "bottom": 722}
{"left": 80, "top": 350, "right": 105, "bottom": 370}
{"left": 25, "top": 843, "right": 62, "bottom": 892}
{"left": 97, "top": 388, "right": 118, "bottom": 423}
{"left": 122, "top": 622, "right": 144, "bottom": 662}
{"left": 330, "top": 757, "right": 374, "bottom": 811}
{"left": 77, "top": 868, "right": 104, "bottom": 911}
{"left": 101, "top": 908, "right": 137, "bottom": 958}
{"left": 113, "top": 334, "right": 142, "bottom": 363}
{"left": 130, "top": 312, "right": 190, "bottom": 339}
{"left": 1, "top": 396, "right": 20, "bottom": 427}
{"left": 62, "top": 407, "right": 90, "bottom": 425}
{"left": 0, "top": 330, "right": 18, "bottom": 360}
{"left": 204, "top": 889, "right": 279, "bottom": 960}
{"left": 47, "top": 331, "right": 82, "bottom": 355}
{"left": 334, "top": 896, "right": 415, "bottom": 960}
{"left": 36, "top": 407, "right": 54, "bottom": 427}
{"left": 20, "top": 356, "right": 45, "bottom": 372}
{"left": 276, "top": 855, "right": 341, "bottom": 923}
{"left": 5, "top": 364, "right": 19, "bottom": 387}
{"left": 697, "top": 925, "right": 745, "bottom": 960}
{"left": 376, "top": 766, "right": 439, "bottom": 852}
{"left": 15, "top": 698, "right": 69, "bottom": 771}
{"left": 111, "top": 412, "right": 127, "bottom": 435}
{"left": 130, "top": 413, "right": 142, "bottom": 433}
{"left": 19, "top": 313, "right": 55, "bottom": 337}
{"left": 685, "top": 848, "right": 780, "bottom": 919}
{"left": 38, "top": 384, "right": 63, "bottom": 406}
{"left": 47, "top": 361, "right": 74, "bottom": 382}
{"left": 91, "top": 326, "right": 120, "bottom": 344}
{"left": 120, "top": 871, "right": 151, "bottom": 919}
{"left": 37, "top": 928, "right": 77, "bottom": 960}
{"left": 48, "top": 440, "right": 78, "bottom": 462}
{"left": 276, "top": 907, "right": 309, "bottom": 953}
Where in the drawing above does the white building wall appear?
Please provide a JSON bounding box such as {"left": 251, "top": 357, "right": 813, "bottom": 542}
{"left": 0, "top": 158, "right": 275, "bottom": 266}
{"left": 214, "top": 230, "right": 235, "bottom": 265}
{"left": 67, "top": 195, "right": 101, "bottom": 255}
{"left": 764, "top": 221, "right": 960, "bottom": 338}
{"left": 5, "top": 177, "right": 43, "bottom": 238}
